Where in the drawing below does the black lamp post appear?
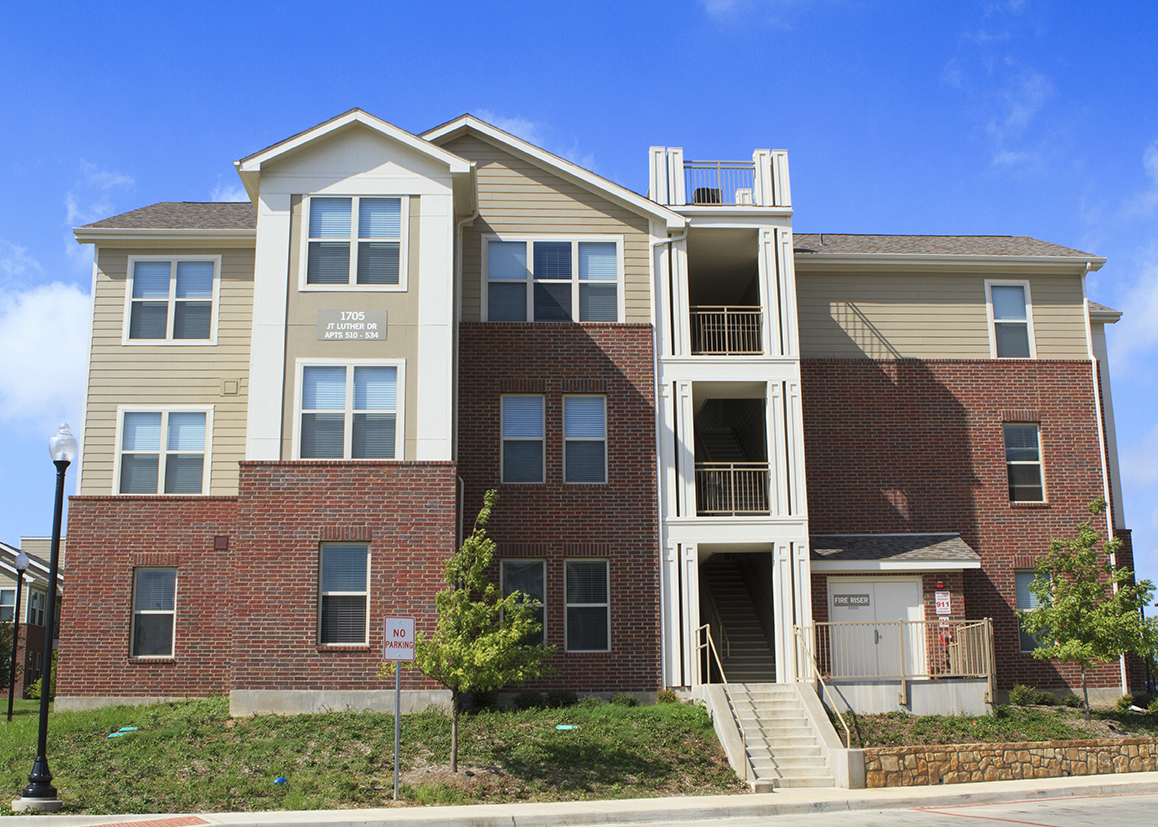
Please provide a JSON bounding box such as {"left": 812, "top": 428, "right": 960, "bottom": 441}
{"left": 13, "top": 424, "right": 76, "bottom": 813}
{"left": 7, "top": 551, "right": 29, "bottom": 722}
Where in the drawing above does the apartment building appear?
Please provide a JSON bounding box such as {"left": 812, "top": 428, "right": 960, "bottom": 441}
{"left": 57, "top": 110, "right": 1135, "bottom": 715}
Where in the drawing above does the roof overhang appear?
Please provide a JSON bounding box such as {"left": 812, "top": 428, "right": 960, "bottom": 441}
{"left": 1088, "top": 301, "right": 1123, "bottom": 324}
{"left": 73, "top": 228, "right": 256, "bottom": 247}
{"left": 793, "top": 253, "right": 1106, "bottom": 273}
{"left": 810, "top": 533, "right": 982, "bottom": 572}
{"left": 422, "top": 115, "right": 687, "bottom": 233}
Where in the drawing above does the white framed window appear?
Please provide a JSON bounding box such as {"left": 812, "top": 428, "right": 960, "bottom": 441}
{"left": 1004, "top": 423, "right": 1044, "bottom": 502}
{"left": 483, "top": 236, "right": 623, "bottom": 322}
{"left": 565, "top": 559, "right": 610, "bottom": 652}
{"left": 301, "top": 196, "right": 408, "bottom": 290}
{"left": 1016, "top": 570, "right": 1050, "bottom": 652}
{"left": 114, "top": 407, "right": 213, "bottom": 495}
{"left": 27, "top": 589, "right": 45, "bottom": 626}
{"left": 122, "top": 256, "right": 221, "bottom": 345}
{"left": 985, "top": 280, "right": 1035, "bottom": 359}
{"left": 564, "top": 395, "right": 607, "bottom": 484}
{"left": 501, "top": 560, "right": 546, "bottom": 646}
{"left": 0, "top": 588, "right": 14, "bottom": 622}
{"left": 501, "top": 395, "right": 545, "bottom": 483}
{"left": 319, "top": 543, "right": 369, "bottom": 645}
{"left": 294, "top": 359, "right": 404, "bottom": 460}
{"left": 132, "top": 567, "right": 177, "bottom": 657}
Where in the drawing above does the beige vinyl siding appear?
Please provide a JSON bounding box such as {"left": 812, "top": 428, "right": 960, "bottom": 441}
{"left": 443, "top": 135, "right": 652, "bottom": 324}
{"left": 795, "top": 270, "right": 1088, "bottom": 360}
{"left": 80, "top": 246, "right": 254, "bottom": 495}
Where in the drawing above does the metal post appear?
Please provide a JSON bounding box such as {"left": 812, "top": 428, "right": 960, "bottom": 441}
{"left": 8, "top": 567, "right": 25, "bottom": 722}
{"left": 393, "top": 663, "right": 401, "bottom": 800}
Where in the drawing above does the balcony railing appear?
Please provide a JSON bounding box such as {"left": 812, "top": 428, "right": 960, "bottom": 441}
{"left": 695, "top": 462, "right": 770, "bottom": 515}
{"left": 690, "top": 306, "right": 762, "bottom": 355}
{"left": 684, "top": 161, "right": 756, "bottom": 206}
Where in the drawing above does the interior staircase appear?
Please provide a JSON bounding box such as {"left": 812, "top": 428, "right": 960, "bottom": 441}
{"left": 731, "top": 683, "right": 836, "bottom": 790}
{"left": 700, "top": 557, "right": 775, "bottom": 682}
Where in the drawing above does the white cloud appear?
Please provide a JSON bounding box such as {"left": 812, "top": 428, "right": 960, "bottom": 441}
{"left": 699, "top": 0, "right": 810, "bottom": 25}
{"left": 0, "top": 282, "right": 90, "bottom": 434}
{"left": 0, "top": 240, "right": 43, "bottom": 287}
{"left": 1105, "top": 242, "right": 1158, "bottom": 377}
{"left": 211, "top": 181, "right": 249, "bottom": 203}
{"left": 474, "top": 110, "right": 547, "bottom": 147}
{"left": 65, "top": 161, "right": 134, "bottom": 226}
{"left": 1121, "top": 423, "right": 1158, "bottom": 490}
{"left": 1123, "top": 140, "right": 1158, "bottom": 217}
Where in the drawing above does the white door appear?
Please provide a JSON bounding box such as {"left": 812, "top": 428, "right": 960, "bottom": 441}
{"left": 828, "top": 578, "right": 924, "bottom": 678}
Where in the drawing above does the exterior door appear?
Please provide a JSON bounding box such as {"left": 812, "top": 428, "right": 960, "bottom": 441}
{"left": 827, "top": 578, "right": 924, "bottom": 678}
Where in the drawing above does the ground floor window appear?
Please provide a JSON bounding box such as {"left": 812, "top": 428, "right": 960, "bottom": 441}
{"left": 0, "top": 588, "right": 13, "bottom": 622}
{"left": 319, "top": 544, "right": 369, "bottom": 645}
{"left": 132, "top": 568, "right": 177, "bottom": 657}
{"left": 501, "top": 560, "right": 546, "bottom": 645}
{"left": 565, "top": 559, "right": 609, "bottom": 652}
{"left": 1015, "top": 570, "right": 1049, "bottom": 652}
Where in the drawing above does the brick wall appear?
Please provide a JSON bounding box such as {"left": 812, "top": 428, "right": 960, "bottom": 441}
{"left": 802, "top": 359, "right": 1129, "bottom": 692}
{"left": 59, "top": 496, "right": 239, "bottom": 697}
{"left": 458, "top": 323, "right": 661, "bottom": 691}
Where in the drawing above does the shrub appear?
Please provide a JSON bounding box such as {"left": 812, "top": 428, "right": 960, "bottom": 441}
{"left": 511, "top": 690, "right": 545, "bottom": 710}
{"left": 1116, "top": 694, "right": 1134, "bottom": 712}
{"left": 656, "top": 687, "right": 680, "bottom": 704}
{"left": 1062, "top": 693, "right": 1084, "bottom": 708}
{"left": 544, "top": 689, "right": 578, "bottom": 708}
{"left": 26, "top": 651, "right": 56, "bottom": 700}
{"left": 577, "top": 695, "right": 605, "bottom": 708}
{"left": 1032, "top": 690, "right": 1056, "bottom": 706}
{"left": 470, "top": 690, "right": 499, "bottom": 711}
{"left": 1148, "top": 697, "right": 1158, "bottom": 716}
{"left": 1008, "top": 684, "right": 1035, "bottom": 706}
{"left": 609, "top": 692, "right": 638, "bottom": 707}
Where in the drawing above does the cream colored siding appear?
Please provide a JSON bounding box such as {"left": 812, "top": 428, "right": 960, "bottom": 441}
{"left": 80, "top": 246, "right": 254, "bottom": 495}
{"left": 443, "top": 135, "right": 652, "bottom": 324}
{"left": 796, "top": 270, "right": 1088, "bottom": 360}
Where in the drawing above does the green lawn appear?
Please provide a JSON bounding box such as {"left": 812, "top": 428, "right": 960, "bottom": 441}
{"left": 0, "top": 697, "right": 744, "bottom": 814}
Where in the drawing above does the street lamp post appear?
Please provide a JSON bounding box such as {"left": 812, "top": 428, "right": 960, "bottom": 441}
{"left": 7, "top": 551, "right": 30, "bottom": 722}
{"left": 12, "top": 424, "right": 76, "bottom": 813}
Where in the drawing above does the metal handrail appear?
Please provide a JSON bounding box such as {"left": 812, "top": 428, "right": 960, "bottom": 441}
{"left": 700, "top": 589, "right": 731, "bottom": 658}
{"left": 793, "top": 625, "right": 851, "bottom": 748}
{"left": 689, "top": 306, "right": 763, "bottom": 355}
{"left": 694, "top": 462, "right": 771, "bottom": 516}
{"left": 695, "top": 623, "right": 751, "bottom": 777}
{"left": 684, "top": 161, "right": 756, "bottom": 206}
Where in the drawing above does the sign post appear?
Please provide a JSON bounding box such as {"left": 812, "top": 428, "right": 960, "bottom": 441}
{"left": 383, "top": 617, "right": 415, "bottom": 801}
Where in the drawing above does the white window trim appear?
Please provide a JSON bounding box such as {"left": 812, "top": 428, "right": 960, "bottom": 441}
{"left": 112, "top": 405, "right": 215, "bottom": 495}
{"left": 1015, "top": 570, "right": 1050, "bottom": 652}
{"left": 0, "top": 587, "right": 13, "bottom": 623}
{"left": 318, "top": 543, "right": 371, "bottom": 646}
{"left": 984, "top": 279, "right": 1036, "bottom": 359}
{"left": 501, "top": 559, "right": 547, "bottom": 643}
{"left": 292, "top": 358, "right": 406, "bottom": 460}
{"left": 299, "top": 195, "right": 410, "bottom": 292}
{"left": 121, "top": 255, "right": 222, "bottom": 345}
{"left": 1004, "top": 422, "right": 1047, "bottom": 503}
{"left": 564, "top": 558, "right": 610, "bottom": 653}
{"left": 500, "top": 394, "right": 545, "bottom": 484}
{"left": 563, "top": 395, "right": 608, "bottom": 485}
{"left": 27, "top": 587, "right": 46, "bottom": 626}
{"left": 131, "top": 567, "right": 177, "bottom": 659}
{"left": 481, "top": 234, "right": 626, "bottom": 323}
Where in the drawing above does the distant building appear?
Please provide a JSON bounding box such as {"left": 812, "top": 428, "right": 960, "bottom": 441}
{"left": 1, "top": 537, "right": 65, "bottom": 697}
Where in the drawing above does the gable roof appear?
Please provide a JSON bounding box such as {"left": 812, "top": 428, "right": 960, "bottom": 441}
{"left": 422, "top": 114, "right": 686, "bottom": 232}
{"left": 793, "top": 234, "right": 1104, "bottom": 270}
{"left": 77, "top": 202, "right": 256, "bottom": 231}
{"left": 810, "top": 533, "right": 981, "bottom": 571}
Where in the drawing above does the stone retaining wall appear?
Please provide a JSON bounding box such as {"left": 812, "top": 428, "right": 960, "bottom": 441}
{"left": 864, "top": 739, "right": 1158, "bottom": 787}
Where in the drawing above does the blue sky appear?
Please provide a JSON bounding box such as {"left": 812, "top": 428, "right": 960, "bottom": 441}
{"left": 1, "top": 1, "right": 1157, "bottom": 586}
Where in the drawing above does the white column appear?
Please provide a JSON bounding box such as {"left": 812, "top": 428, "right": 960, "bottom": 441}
{"left": 676, "top": 381, "right": 696, "bottom": 518}
{"left": 767, "top": 382, "right": 787, "bottom": 517}
{"left": 680, "top": 544, "right": 700, "bottom": 686}
{"left": 758, "top": 228, "right": 777, "bottom": 357}
{"left": 245, "top": 192, "right": 291, "bottom": 460}
{"left": 670, "top": 237, "right": 690, "bottom": 357}
{"left": 662, "top": 542, "right": 682, "bottom": 687}
{"left": 415, "top": 193, "right": 454, "bottom": 460}
{"left": 772, "top": 542, "right": 793, "bottom": 682}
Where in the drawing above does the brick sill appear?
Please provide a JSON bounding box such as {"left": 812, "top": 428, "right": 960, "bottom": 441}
{"left": 1011, "top": 501, "right": 1050, "bottom": 509}
{"left": 316, "top": 646, "right": 372, "bottom": 653}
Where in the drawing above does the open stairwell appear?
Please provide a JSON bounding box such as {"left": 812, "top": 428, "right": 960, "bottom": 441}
{"left": 731, "top": 683, "right": 836, "bottom": 790}
{"left": 700, "top": 557, "right": 775, "bottom": 682}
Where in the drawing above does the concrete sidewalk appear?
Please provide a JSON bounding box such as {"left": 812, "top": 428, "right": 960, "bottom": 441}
{"left": 10, "top": 773, "right": 1158, "bottom": 827}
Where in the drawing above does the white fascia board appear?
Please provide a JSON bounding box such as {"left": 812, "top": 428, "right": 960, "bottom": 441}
{"left": 676, "top": 206, "right": 794, "bottom": 222}
{"left": 1087, "top": 303, "right": 1122, "bottom": 324}
{"left": 237, "top": 109, "right": 472, "bottom": 175}
{"left": 810, "top": 560, "right": 981, "bottom": 572}
{"left": 794, "top": 253, "right": 1106, "bottom": 273}
{"left": 663, "top": 516, "right": 808, "bottom": 545}
{"left": 73, "top": 228, "right": 256, "bottom": 247}
{"left": 422, "top": 116, "right": 686, "bottom": 232}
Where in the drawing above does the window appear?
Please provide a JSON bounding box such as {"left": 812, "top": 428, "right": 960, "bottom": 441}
{"left": 124, "top": 257, "right": 219, "bottom": 343}
{"left": 564, "top": 396, "right": 607, "bottom": 484}
{"left": 986, "top": 281, "right": 1034, "bottom": 358}
{"left": 565, "top": 560, "right": 609, "bottom": 652}
{"left": 485, "top": 237, "right": 621, "bottom": 322}
{"left": 0, "top": 588, "right": 14, "bottom": 622}
{"left": 501, "top": 395, "right": 544, "bottom": 483}
{"left": 132, "top": 568, "right": 176, "bottom": 657}
{"left": 117, "top": 408, "right": 210, "bottom": 495}
{"left": 1016, "top": 570, "right": 1050, "bottom": 652}
{"left": 304, "top": 196, "right": 406, "bottom": 288}
{"left": 27, "top": 589, "right": 45, "bottom": 626}
{"left": 1004, "top": 424, "right": 1044, "bottom": 502}
{"left": 319, "top": 544, "right": 369, "bottom": 645}
{"left": 501, "top": 560, "right": 546, "bottom": 646}
{"left": 297, "top": 361, "right": 402, "bottom": 459}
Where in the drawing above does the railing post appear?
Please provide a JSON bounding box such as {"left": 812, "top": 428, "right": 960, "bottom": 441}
{"left": 897, "top": 619, "right": 908, "bottom": 706}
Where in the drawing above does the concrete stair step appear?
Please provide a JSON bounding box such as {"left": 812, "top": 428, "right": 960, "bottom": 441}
{"left": 775, "top": 777, "right": 836, "bottom": 789}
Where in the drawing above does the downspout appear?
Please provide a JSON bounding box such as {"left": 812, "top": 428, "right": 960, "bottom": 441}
{"left": 1080, "top": 261, "right": 1128, "bottom": 693}
{"left": 649, "top": 225, "right": 688, "bottom": 688}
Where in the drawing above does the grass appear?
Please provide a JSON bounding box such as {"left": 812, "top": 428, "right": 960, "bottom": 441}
{"left": 839, "top": 704, "right": 1158, "bottom": 748}
{"left": 0, "top": 697, "right": 744, "bottom": 814}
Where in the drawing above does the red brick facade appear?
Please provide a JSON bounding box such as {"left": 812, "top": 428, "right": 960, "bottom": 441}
{"left": 802, "top": 358, "right": 1134, "bottom": 693}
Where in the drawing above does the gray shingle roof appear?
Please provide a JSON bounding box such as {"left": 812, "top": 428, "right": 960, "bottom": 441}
{"left": 810, "top": 534, "right": 980, "bottom": 564}
{"left": 79, "top": 202, "right": 256, "bottom": 231}
{"left": 1088, "top": 301, "right": 1121, "bottom": 315}
{"left": 794, "top": 234, "right": 1096, "bottom": 258}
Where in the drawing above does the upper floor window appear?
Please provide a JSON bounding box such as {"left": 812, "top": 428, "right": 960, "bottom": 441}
{"left": 27, "top": 588, "right": 45, "bottom": 626}
{"left": 304, "top": 196, "right": 407, "bottom": 290}
{"left": 501, "top": 395, "right": 545, "bottom": 484}
{"left": 116, "top": 407, "right": 211, "bottom": 495}
{"left": 564, "top": 396, "right": 607, "bottom": 484}
{"left": 123, "top": 257, "right": 220, "bottom": 344}
{"left": 0, "top": 588, "right": 14, "bottom": 622}
{"left": 484, "top": 237, "right": 621, "bottom": 322}
{"left": 986, "top": 280, "right": 1035, "bottom": 359}
{"left": 1004, "top": 423, "right": 1044, "bottom": 502}
{"left": 296, "top": 360, "right": 403, "bottom": 460}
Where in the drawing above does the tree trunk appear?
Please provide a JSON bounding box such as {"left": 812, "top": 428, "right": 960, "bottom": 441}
{"left": 450, "top": 691, "right": 459, "bottom": 773}
{"left": 1082, "top": 667, "right": 1090, "bottom": 722}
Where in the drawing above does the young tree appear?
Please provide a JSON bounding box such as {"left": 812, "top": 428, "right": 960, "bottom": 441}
{"left": 413, "top": 489, "right": 555, "bottom": 771}
{"left": 1020, "top": 498, "right": 1157, "bottom": 720}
